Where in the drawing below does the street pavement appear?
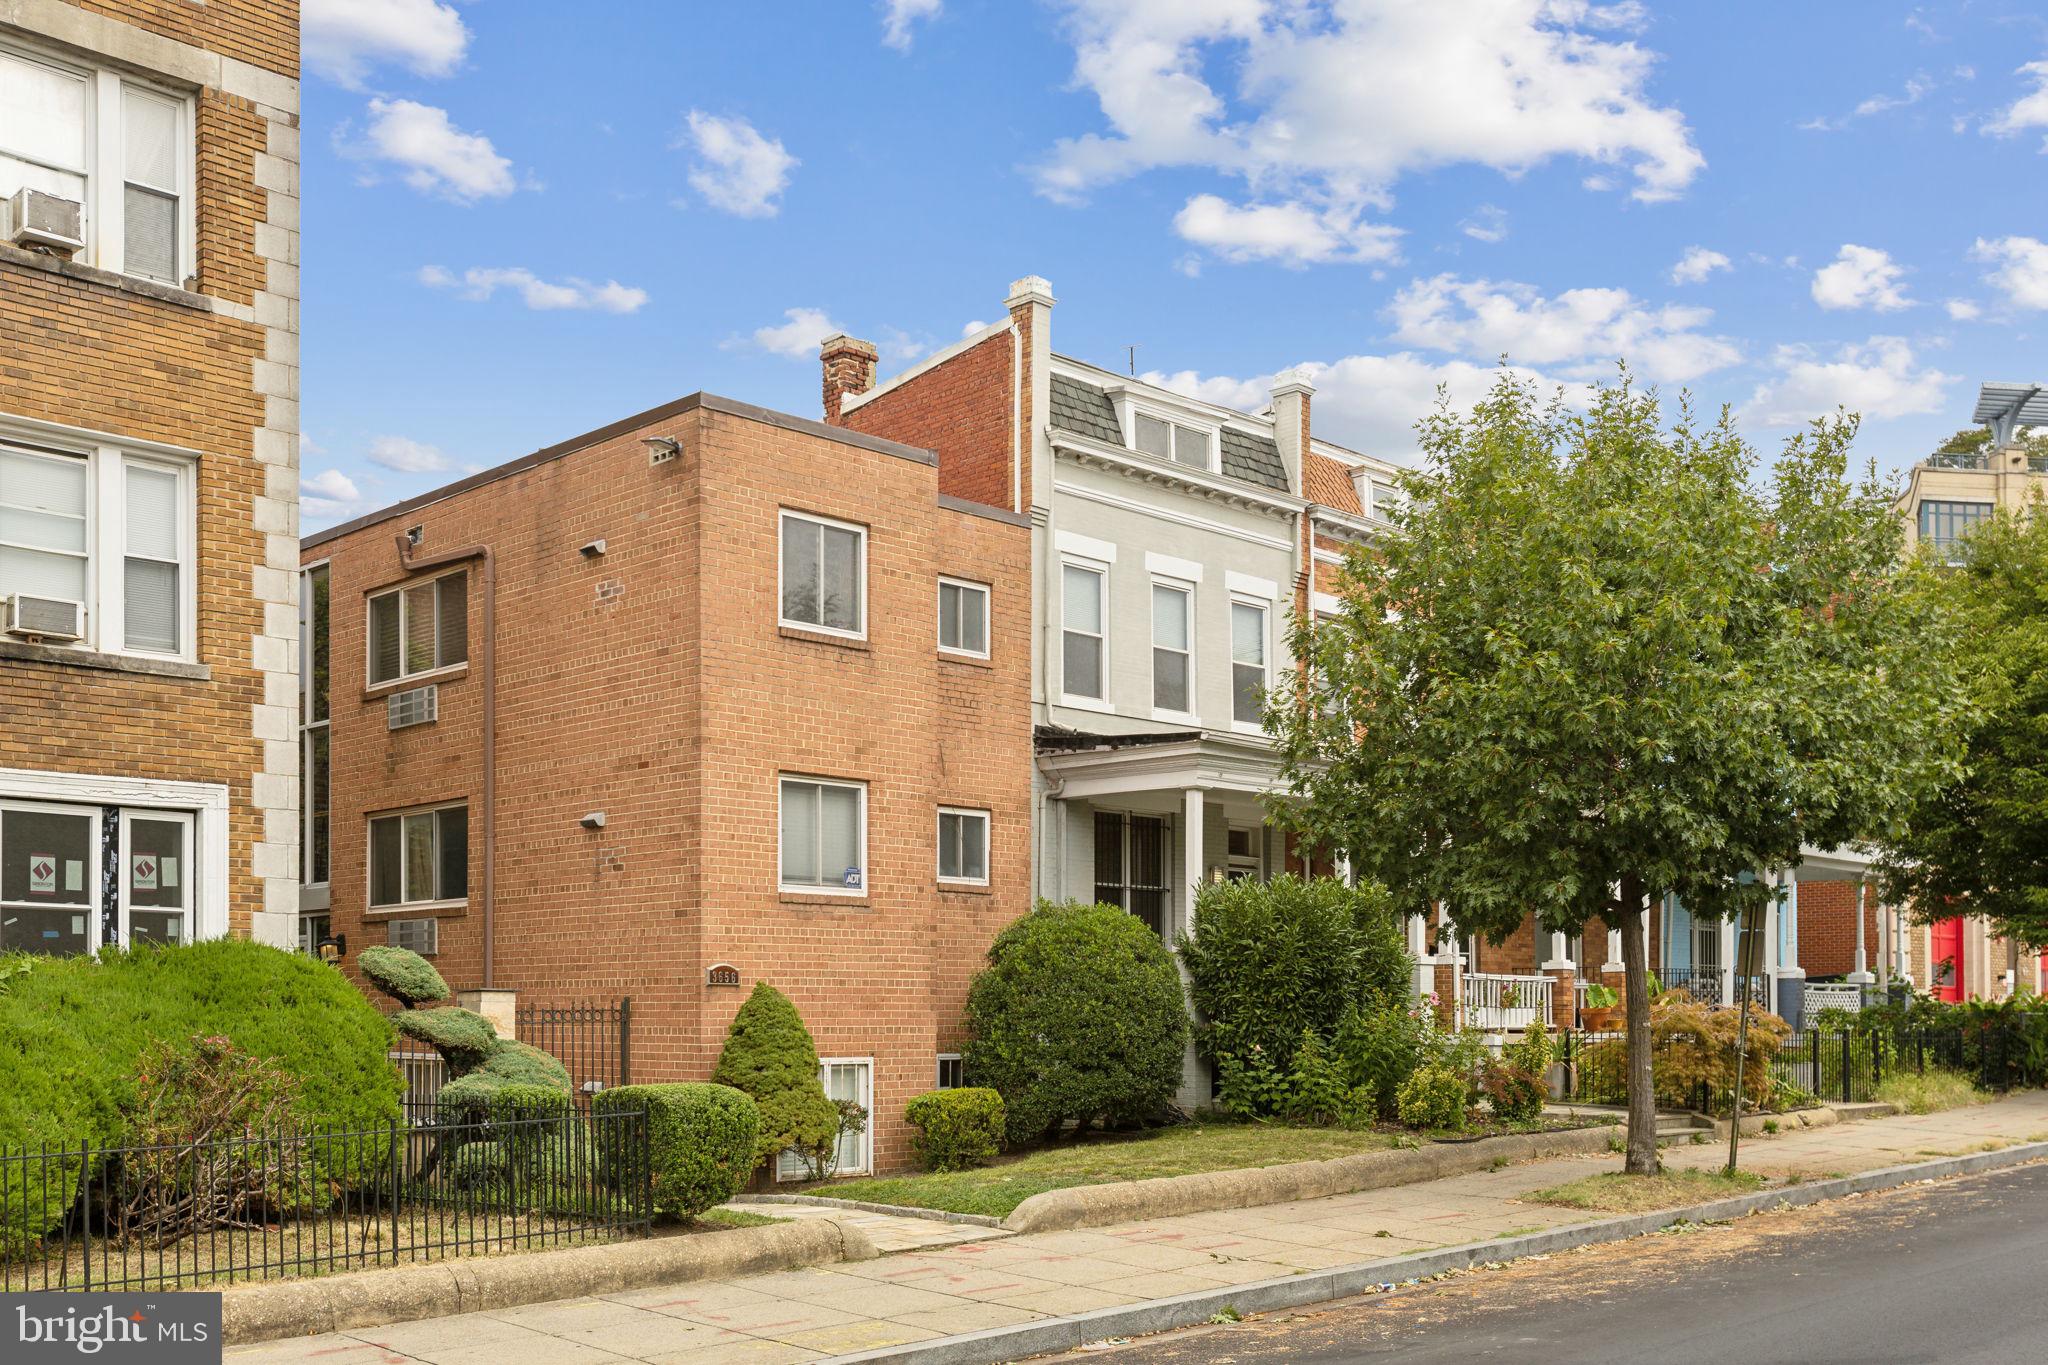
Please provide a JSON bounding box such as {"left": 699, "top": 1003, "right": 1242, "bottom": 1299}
{"left": 225, "top": 1089, "right": 2048, "bottom": 1365}
{"left": 1079, "top": 1159, "right": 2048, "bottom": 1364}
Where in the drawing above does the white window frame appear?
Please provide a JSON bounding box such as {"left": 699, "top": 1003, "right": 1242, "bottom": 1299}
{"left": 365, "top": 567, "right": 468, "bottom": 688}
{"left": 821, "top": 1056, "right": 874, "bottom": 1177}
{"left": 119, "top": 807, "right": 192, "bottom": 948}
{"left": 936, "top": 805, "right": 991, "bottom": 886}
{"left": 366, "top": 800, "right": 469, "bottom": 913}
{"left": 777, "top": 774, "right": 869, "bottom": 898}
{"left": 0, "top": 797, "right": 100, "bottom": 954}
{"left": 936, "top": 575, "right": 990, "bottom": 659}
{"left": 299, "top": 563, "right": 331, "bottom": 913}
{"left": 1059, "top": 556, "right": 1111, "bottom": 711}
{"left": 778, "top": 509, "right": 868, "bottom": 640}
{"left": 0, "top": 430, "right": 198, "bottom": 662}
{"left": 1148, "top": 576, "right": 1197, "bottom": 723}
{"left": 1229, "top": 594, "right": 1271, "bottom": 734}
{"left": 0, "top": 39, "right": 196, "bottom": 284}
{"left": 1126, "top": 401, "right": 1221, "bottom": 474}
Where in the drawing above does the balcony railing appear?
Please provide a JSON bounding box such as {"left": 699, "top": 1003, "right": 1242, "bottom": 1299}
{"left": 1926, "top": 451, "right": 1990, "bottom": 470}
{"left": 1463, "top": 972, "right": 1552, "bottom": 1032}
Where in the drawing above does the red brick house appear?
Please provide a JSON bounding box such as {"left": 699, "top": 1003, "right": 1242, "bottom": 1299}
{"left": 301, "top": 393, "right": 1031, "bottom": 1174}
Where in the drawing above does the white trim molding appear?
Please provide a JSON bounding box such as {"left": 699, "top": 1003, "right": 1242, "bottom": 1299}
{"left": 1225, "top": 570, "right": 1279, "bottom": 601}
{"left": 1143, "top": 551, "right": 1204, "bottom": 583}
{"left": 1054, "top": 529, "right": 1117, "bottom": 563}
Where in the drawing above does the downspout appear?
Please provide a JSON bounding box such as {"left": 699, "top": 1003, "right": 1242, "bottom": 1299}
{"left": 396, "top": 535, "right": 498, "bottom": 987}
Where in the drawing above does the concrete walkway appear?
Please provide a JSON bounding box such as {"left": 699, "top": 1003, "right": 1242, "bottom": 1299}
{"left": 227, "top": 1090, "right": 2048, "bottom": 1365}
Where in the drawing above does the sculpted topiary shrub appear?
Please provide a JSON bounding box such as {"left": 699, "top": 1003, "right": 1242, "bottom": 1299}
{"left": 358, "top": 945, "right": 449, "bottom": 1008}
{"left": 594, "top": 1083, "right": 760, "bottom": 1218}
{"left": 904, "top": 1088, "right": 1005, "bottom": 1172}
{"left": 364, "top": 947, "right": 572, "bottom": 1119}
{"left": 963, "top": 901, "right": 1189, "bottom": 1145}
{"left": 710, "top": 983, "right": 838, "bottom": 1170}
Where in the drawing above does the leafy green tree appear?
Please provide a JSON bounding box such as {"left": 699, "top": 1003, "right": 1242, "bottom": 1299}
{"left": 1884, "top": 506, "right": 2048, "bottom": 947}
{"left": 1272, "top": 371, "right": 1964, "bottom": 1172}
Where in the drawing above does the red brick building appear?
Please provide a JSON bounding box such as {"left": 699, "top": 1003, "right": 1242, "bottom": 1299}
{"left": 302, "top": 393, "right": 1031, "bottom": 1174}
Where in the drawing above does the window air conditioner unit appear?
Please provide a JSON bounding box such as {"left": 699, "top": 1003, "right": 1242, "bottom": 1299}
{"left": 387, "top": 684, "right": 439, "bottom": 730}
{"left": 387, "top": 918, "right": 438, "bottom": 955}
{"left": 3, "top": 594, "right": 84, "bottom": 642}
{"left": 4, "top": 189, "right": 84, "bottom": 257}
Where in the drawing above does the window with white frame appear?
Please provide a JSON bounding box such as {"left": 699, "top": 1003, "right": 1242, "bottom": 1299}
{"left": 367, "top": 571, "right": 467, "bottom": 686}
{"left": 368, "top": 804, "right": 468, "bottom": 910}
{"left": 300, "top": 566, "right": 331, "bottom": 922}
{"left": 776, "top": 1057, "right": 873, "bottom": 1179}
{"left": 937, "top": 806, "right": 989, "bottom": 885}
{"left": 1231, "top": 598, "right": 1269, "bottom": 727}
{"left": 1131, "top": 411, "right": 1214, "bottom": 471}
{"left": 1151, "top": 581, "right": 1193, "bottom": 715}
{"left": 779, "top": 776, "right": 866, "bottom": 894}
{"left": 1061, "top": 561, "right": 1107, "bottom": 700}
{"left": 937, "top": 576, "right": 988, "bottom": 657}
{"left": 0, "top": 798, "right": 205, "bottom": 955}
{"left": 0, "top": 43, "right": 192, "bottom": 283}
{"left": 122, "top": 809, "right": 190, "bottom": 946}
{"left": 0, "top": 439, "right": 194, "bottom": 658}
{"left": 780, "top": 510, "right": 865, "bottom": 637}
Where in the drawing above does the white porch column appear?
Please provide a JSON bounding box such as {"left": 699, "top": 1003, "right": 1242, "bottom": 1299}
{"left": 1407, "top": 912, "right": 1433, "bottom": 999}
{"left": 1542, "top": 930, "right": 1571, "bottom": 971}
{"left": 1181, "top": 788, "right": 1205, "bottom": 941}
{"left": 1336, "top": 852, "right": 1355, "bottom": 887}
{"left": 1848, "top": 875, "right": 1875, "bottom": 985}
{"left": 1721, "top": 912, "right": 1738, "bottom": 1006}
{"left": 1876, "top": 894, "right": 1891, "bottom": 990}
{"left": 1603, "top": 927, "right": 1623, "bottom": 973}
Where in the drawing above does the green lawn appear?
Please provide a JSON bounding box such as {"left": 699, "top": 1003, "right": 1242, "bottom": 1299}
{"left": 819, "top": 1123, "right": 1402, "bottom": 1219}
{"left": 1526, "top": 1167, "right": 1764, "bottom": 1213}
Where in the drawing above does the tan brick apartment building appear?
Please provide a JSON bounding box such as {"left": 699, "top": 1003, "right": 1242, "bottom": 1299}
{"left": 0, "top": 0, "right": 300, "bottom": 953}
{"left": 302, "top": 394, "right": 1031, "bottom": 1173}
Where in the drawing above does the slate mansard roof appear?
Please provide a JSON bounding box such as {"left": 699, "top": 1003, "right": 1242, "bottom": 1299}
{"left": 1048, "top": 372, "right": 1289, "bottom": 494}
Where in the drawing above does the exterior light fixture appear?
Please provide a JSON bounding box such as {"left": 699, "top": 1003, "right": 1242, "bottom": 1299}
{"left": 316, "top": 933, "right": 347, "bottom": 965}
{"left": 643, "top": 436, "right": 679, "bottom": 466}
{"left": 581, "top": 811, "right": 607, "bottom": 830}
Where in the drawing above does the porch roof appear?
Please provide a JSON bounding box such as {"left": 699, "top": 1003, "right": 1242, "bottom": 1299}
{"left": 1034, "top": 725, "right": 1286, "bottom": 800}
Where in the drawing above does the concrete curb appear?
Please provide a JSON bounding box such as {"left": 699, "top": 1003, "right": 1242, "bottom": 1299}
{"left": 222, "top": 1215, "right": 878, "bottom": 1346}
{"left": 835, "top": 1140, "right": 2048, "bottom": 1364}
{"left": 736, "top": 1194, "right": 1006, "bottom": 1229}
{"left": 1001, "top": 1124, "right": 1622, "bottom": 1235}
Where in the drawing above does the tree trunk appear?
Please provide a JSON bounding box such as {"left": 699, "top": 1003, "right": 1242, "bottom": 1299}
{"left": 1619, "top": 897, "right": 1661, "bottom": 1175}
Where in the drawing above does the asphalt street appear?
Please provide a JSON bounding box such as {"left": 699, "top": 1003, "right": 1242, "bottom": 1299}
{"left": 1062, "top": 1161, "right": 2048, "bottom": 1365}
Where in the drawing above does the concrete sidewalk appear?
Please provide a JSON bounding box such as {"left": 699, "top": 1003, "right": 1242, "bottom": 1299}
{"left": 227, "top": 1090, "right": 2048, "bottom": 1365}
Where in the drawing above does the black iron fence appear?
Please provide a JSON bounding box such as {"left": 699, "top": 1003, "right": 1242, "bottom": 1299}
{"left": 1560, "top": 1016, "right": 2048, "bottom": 1114}
{"left": 1, "top": 1105, "right": 650, "bottom": 1292}
{"left": 517, "top": 999, "right": 631, "bottom": 1104}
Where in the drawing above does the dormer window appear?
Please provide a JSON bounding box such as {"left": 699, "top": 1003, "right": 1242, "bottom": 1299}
{"left": 1131, "top": 411, "right": 1214, "bottom": 472}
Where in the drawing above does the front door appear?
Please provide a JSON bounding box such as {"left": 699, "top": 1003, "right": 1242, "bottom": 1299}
{"left": 1931, "top": 918, "right": 1965, "bottom": 1002}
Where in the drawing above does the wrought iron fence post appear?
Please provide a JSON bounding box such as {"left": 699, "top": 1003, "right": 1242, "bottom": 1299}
{"left": 619, "top": 997, "right": 632, "bottom": 1087}
{"left": 78, "top": 1140, "right": 91, "bottom": 1293}
{"left": 388, "top": 1120, "right": 401, "bottom": 1260}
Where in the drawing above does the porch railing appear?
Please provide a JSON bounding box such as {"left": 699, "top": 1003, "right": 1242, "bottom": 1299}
{"left": 1463, "top": 973, "right": 1552, "bottom": 1032}
{"left": 1804, "top": 982, "right": 1866, "bottom": 1015}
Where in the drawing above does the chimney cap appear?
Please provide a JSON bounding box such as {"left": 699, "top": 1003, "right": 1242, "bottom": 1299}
{"left": 819, "top": 333, "right": 879, "bottom": 360}
{"left": 1006, "top": 275, "right": 1056, "bottom": 309}
{"left": 1271, "top": 368, "right": 1316, "bottom": 399}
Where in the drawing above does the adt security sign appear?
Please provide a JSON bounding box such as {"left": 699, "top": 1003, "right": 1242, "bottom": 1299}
{"left": 842, "top": 867, "right": 863, "bottom": 890}
{"left": 5, "top": 1293, "right": 221, "bottom": 1363}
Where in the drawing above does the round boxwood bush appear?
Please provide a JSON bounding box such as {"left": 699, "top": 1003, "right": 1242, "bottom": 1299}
{"left": 358, "top": 945, "right": 449, "bottom": 1008}
{"left": 1396, "top": 1063, "right": 1468, "bottom": 1132}
{"left": 963, "top": 901, "right": 1190, "bottom": 1145}
{"left": 711, "top": 983, "right": 838, "bottom": 1170}
{"left": 593, "top": 1083, "right": 760, "bottom": 1219}
{"left": 0, "top": 940, "right": 402, "bottom": 1257}
{"left": 903, "top": 1087, "right": 1005, "bottom": 1172}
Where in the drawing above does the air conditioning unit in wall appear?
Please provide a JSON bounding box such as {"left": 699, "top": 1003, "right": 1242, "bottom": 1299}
{"left": 387, "top": 684, "right": 439, "bottom": 730}
{"left": 3, "top": 189, "right": 84, "bottom": 258}
{"left": 387, "top": 918, "right": 438, "bottom": 955}
{"left": 3, "top": 594, "right": 84, "bottom": 643}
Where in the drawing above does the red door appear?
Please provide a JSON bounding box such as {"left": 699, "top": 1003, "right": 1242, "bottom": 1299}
{"left": 1931, "top": 918, "right": 1965, "bottom": 1002}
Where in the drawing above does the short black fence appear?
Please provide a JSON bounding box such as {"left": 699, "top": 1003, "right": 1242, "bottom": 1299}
{"left": 0, "top": 1105, "right": 650, "bottom": 1292}
{"left": 517, "top": 998, "right": 631, "bottom": 1103}
{"left": 1560, "top": 1016, "right": 2048, "bottom": 1114}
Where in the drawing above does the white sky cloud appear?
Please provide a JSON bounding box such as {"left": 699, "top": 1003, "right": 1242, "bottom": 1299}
{"left": 419, "top": 265, "right": 649, "bottom": 313}
{"left": 351, "top": 99, "right": 517, "bottom": 203}
{"left": 1386, "top": 274, "right": 1741, "bottom": 383}
{"left": 1745, "top": 336, "right": 1954, "bottom": 427}
{"left": 740, "top": 307, "right": 847, "bottom": 359}
{"left": 368, "top": 436, "right": 451, "bottom": 474}
{"left": 1971, "top": 235, "right": 2048, "bottom": 309}
{"left": 303, "top": 0, "right": 467, "bottom": 89}
{"left": 1810, "top": 244, "right": 1912, "bottom": 311}
{"left": 1460, "top": 204, "right": 1510, "bottom": 244}
{"left": 300, "top": 468, "right": 368, "bottom": 522}
{"left": 1173, "top": 193, "right": 1402, "bottom": 267}
{"left": 1983, "top": 60, "right": 2048, "bottom": 148}
{"left": 1945, "top": 298, "right": 1982, "bottom": 321}
{"left": 1034, "top": 0, "right": 1702, "bottom": 220}
{"left": 881, "top": 0, "right": 944, "bottom": 51}
{"left": 1800, "top": 74, "right": 1933, "bottom": 131}
{"left": 677, "top": 112, "right": 796, "bottom": 218}
{"left": 1669, "top": 246, "right": 1731, "bottom": 285}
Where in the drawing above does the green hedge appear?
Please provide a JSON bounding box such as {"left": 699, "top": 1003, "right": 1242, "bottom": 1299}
{"left": 357, "top": 945, "right": 449, "bottom": 1007}
{"left": 903, "top": 1088, "right": 1005, "bottom": 1172}
{"left": 0, "top": 940, "right": 402, "bottom": 1258}
{"left": 594, "top": 1083, "right": 760, "bottom": 1219}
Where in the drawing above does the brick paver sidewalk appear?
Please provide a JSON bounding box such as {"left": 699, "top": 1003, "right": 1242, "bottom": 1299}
{"left": 228, "top": 1090, "right": 2048, "bottom": 1365}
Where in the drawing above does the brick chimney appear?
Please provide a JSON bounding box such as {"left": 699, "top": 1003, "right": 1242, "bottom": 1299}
{"left": 820, "top": 334, "right": 879, "bottom": 423}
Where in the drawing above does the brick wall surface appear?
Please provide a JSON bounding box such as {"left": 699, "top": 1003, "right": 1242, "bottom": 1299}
{"left": 70, "top": 0, "right": 299, "bottom": 79}
{"left": 309, "top": 399, "right": 1031, "bottom": 1173}
{"left": 835, "top": 332, "right": 1017, "bottom": 512}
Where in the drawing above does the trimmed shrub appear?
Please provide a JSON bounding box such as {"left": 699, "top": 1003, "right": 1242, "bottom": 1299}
{"left": 1396, "top": 1063, "right": 1467, "bottom": 1131}
{"left": 357, "top": 946, "right": 448, "bottom": 1008}
{"left": 474, "top": 1040, "right": 572, "bottom": 1089}
{"left": 1481, "top": 1063, "right": 1546, "bottom": 1123}
{"left": 394, "top": 1007, "right": 498, "bottom": 1071}
{"left": 1181, "top": 875, "right": 1412, "bottom": 1078}
{"left": 711, "top": 983, "right": 838, "bottom": 1170}
{"left": 0, "top": 940, "right": 401, "bottom": 1257}
{"left": 436, "top": 1076, "right": 572, "bottom": 1129}
{"left": 903, "top": 1088, "right": 1005, "bottom": 1172}
{"left": 964, "top": 901, "right": 1189, "bottom": 1145}
{"left": 594, "top": 1083, "right": 760, "bottom": 1219}
{"left": 1335, "top": 1000, "right": 1427, "bottom": 1122}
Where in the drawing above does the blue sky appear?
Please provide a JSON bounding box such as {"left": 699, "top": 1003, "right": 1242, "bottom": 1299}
{"left": 297, "top": 1, "right": 2048, "bottom": 527}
